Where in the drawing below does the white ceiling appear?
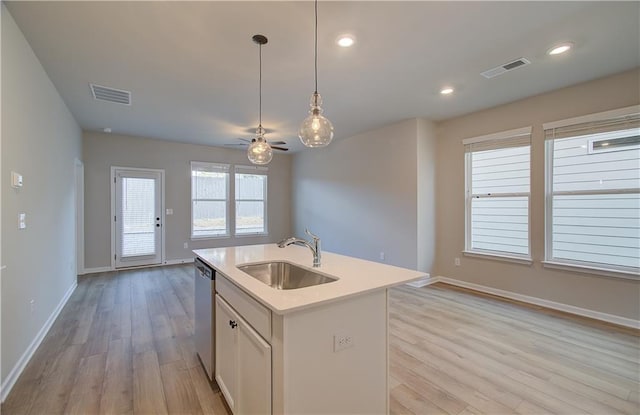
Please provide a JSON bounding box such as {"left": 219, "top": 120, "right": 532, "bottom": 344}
{"left": 5, "top": 1, "right": 640, "bottom": 152}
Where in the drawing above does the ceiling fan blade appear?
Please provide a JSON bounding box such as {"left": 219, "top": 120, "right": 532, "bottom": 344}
{"left": 269, "top": 140, "right": 287, "bottom": 145}
{"left": 225, "top": 143, "right": 247, "bottom": 147}
{"left": 237, "top": 137, "right": 253, "bottom": 143}
{"left": 271, "top": 146, "right": 289, "bottom": 151}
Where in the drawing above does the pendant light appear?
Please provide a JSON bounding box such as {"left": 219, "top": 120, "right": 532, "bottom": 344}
{"left": 299, "top": 0, "right": 334, "bottom": 148}
{"left": 247, "top": 34, "right": 273, "bottom": 165}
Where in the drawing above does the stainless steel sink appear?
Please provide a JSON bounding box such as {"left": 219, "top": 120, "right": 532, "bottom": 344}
{"left": 237, "top": 261, "right": 338, "bottom": 290}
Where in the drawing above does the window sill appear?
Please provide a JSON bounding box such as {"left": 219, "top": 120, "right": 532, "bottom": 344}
{"left": 191, "top": 235, "right": 230, "bottom": 241}
{"left": 462, "top": 250, "right": 533, "bottom": 265}
{"left": 542, "top": 261, "right": 639, "bottom": 281}
{"left": 235, "top": 232, "right": 268, "bottom": 238}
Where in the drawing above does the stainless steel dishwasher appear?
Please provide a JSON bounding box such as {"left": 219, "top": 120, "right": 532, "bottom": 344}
{"left": 194, "top": 257, "right": 215, "bottom": 381}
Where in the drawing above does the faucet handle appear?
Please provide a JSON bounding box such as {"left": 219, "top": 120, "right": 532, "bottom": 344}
{"left": 305, "top": 228, "right": 320, "bottom": 241}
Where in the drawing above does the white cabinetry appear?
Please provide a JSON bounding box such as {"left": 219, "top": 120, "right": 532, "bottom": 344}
{"left": 213, "top": 271, "right": 388, "bottom": 415}
{"left": 215, "top": 283, "right": 272, "bottom": 415}
{"left": 237, "top": 314, "right": 272, "bottom": 415}
{"left": 215, "top": 295, "right": 238, "bottom": 412}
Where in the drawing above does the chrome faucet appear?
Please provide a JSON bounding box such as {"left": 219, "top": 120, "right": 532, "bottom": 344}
{"left": 277, "top": 229, "right": 322, "bottom": 267}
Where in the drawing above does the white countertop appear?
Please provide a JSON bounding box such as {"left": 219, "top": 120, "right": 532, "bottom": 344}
{"left": 194, "top": 244, "right": 426, "bottom": 315}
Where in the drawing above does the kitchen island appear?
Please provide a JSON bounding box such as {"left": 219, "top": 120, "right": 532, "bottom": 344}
{"left": 194, "top": 243, "right": 426, "bottom": 415}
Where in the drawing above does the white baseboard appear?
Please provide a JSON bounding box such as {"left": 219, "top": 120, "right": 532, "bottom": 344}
{"left": 405, "top": 274, "right": 432, "bottom": 288}
{"left": 80, "top": 266, "right": 112, "bottom": 275}
{"left": 434, "top": 276, "right": 640, "bottom": 330}
{"left": 81, "top": 258, "right": 194, "bottom": 275}
{"left": 164, "top": 258, "right": 194, "bottom": 266}
{"left": 1, "top": 281, "right": 77, "bottom": 402}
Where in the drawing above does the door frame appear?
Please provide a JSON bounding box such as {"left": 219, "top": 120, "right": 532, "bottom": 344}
{"left": 110, "top": 166, "right": 166, "bottom": 270}
{"left": 75, "top": 158, "right": 84, "bottom": 275}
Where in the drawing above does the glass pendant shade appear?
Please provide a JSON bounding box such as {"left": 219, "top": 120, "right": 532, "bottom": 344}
{"left": 247, "top": 126, "right": 273, "bottom": 165}
{"left": 299, "top": 92, "right": 334, "bottom": 147}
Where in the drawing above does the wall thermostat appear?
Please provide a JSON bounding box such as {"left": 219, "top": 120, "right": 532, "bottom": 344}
{"left": 11, "top": 172, "right": 23, "bottom": 188}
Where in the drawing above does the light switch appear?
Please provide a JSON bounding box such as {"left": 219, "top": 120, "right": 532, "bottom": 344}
{"left": 166, "top": 208, "right": 174, "bottom": 215}
{"left": 11, "top": 172, "right": 23, "bottom": 188}
{"left": 19, "top": 213, "right": 26, "bottom": 229}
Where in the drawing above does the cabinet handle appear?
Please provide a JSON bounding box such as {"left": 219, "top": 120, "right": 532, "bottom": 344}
{"left": 229, "top": 320, "right": 237, "bottom": 329}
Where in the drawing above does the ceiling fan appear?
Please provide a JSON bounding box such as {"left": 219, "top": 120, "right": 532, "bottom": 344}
{"left": 225, "top": 137, "right": 289, "bottom": 151}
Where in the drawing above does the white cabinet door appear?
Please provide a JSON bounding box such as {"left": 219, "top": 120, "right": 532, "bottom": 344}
{"left": 237, "top": 318, "right": 272, "bottom": 415}
{"left": 215, "top": 295, "right": 238, "bottom": 413}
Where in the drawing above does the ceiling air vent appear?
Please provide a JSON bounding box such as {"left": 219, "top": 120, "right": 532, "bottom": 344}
{"left": 481, "top": 58, "right": 531, "bottom": 79}
{"left": 89, "top": 83, "right": 131, "bottom": 105}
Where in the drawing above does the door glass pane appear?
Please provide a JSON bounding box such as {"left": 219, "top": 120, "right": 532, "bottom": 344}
{"left": 121, "top": 177, "right": 156, "bottom": 257}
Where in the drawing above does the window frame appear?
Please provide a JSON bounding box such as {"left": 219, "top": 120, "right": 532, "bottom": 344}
{"left": 463, "top": 127, "right": 533, "bottom": 262}
{"left": 543, "top": 106, "right": 640, "bottom": 278}
{"left": 190, "top": 161, "right": 230, "bottom": 240}
{"left": 234, "top": 165, "right": 268, "bottom": 236}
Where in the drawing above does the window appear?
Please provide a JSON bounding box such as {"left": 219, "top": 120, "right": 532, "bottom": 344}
{"left": 191, "top": 162, "right": 229, "bottom": 238}
{"left": 235, "top": 166, "right": 268, "bottom": 235}
{"left": 464, "top": 127, "right": 532, "bottom": 259}
{"left": 544, "top": 106, "right": 640, "bottom": 275}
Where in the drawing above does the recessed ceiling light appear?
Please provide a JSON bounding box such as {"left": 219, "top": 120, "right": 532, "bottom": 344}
{"left": 103, "top": 127, "right": 112, "bottom": 133}
{"left": 337, "top": 35, "right": 355, "bottom": 48}
{"left": 548, "top": 42, "right": 573, "bottom": 55}
{"left": 440, "top": 87, "right": 454, "bottom": 95}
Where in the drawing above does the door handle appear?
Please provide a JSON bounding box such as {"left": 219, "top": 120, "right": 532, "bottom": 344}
{"left": 156, "top": 224, "right": 160, "bottom": 227}
{"left": 229, "top": 320, "right": 237, "bottom": 329}
{"left": 156, "top": 217, "right": 160, "bottom": 221}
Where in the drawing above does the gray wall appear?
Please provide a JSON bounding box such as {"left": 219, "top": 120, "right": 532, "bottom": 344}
{"left": 1, "top": 4, "right": 82, "bottom": 385}
{"left": 434, "top": 69, "right": 640, "bottom": 320}
{"left": 291, "top": 118, "right": 435, "bottom": 272}
{"left": 83, "top": 132, "right": 292, "bottom": 269}
{"left": 417, "top": 118, "right": 437, "bottom": 272}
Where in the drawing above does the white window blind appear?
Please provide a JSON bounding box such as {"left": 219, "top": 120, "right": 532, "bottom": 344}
{"left": 191, "top": 162, "right": 230, "bottom": 238}
{"left": 464, "top": 127, "right": 532, "bottom": 258}
{"left": 121, "top": 177, "right": 156, "bottom": 257}
{"left": 235, "top": 165, "right": 267, "bottom": 235}
{"left": 544, "top": 106, "right": 640, "bottom": 275}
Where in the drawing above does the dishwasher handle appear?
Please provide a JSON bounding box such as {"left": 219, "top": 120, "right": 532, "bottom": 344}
{"left": 195, "top": 258, "right": 214, "bottom": 280}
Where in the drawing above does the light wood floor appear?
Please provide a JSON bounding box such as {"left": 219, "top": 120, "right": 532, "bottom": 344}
{"left": 2, "top": 265, "right": 638, "bottom": 415}
{"left": 2, "top": 265, "right": 230, "bottom": 415}
{"left": 389, "top": 284, "right": 640, "bottom": 415}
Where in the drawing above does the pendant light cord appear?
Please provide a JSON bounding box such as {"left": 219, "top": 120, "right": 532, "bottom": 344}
{"left": 259, "top": 42, "right": 262, "bottom": 126}
{"left": 314, "top": 0, "right": 318, "bottom": 94}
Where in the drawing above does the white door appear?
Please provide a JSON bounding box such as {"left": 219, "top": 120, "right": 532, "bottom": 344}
{"left": 113, "top": 168, "right": 163, "bottom": 268}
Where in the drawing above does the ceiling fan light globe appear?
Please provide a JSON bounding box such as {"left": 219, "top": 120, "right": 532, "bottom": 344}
{"left": 247, "top": 140, "right": 273, "bottom": 165}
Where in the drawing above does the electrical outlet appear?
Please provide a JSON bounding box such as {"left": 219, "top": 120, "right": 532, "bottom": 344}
{"left": 454, "top": 257, "right": 461, "bottom": 266}
{"left": 334, "top": 333, "right": 354, "bottom": 352}
{"left": 379, "top": 252, "right": 385, "bottom": 261}
{"left": 184, "top": 242, "right": 189, "bottom": 249}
